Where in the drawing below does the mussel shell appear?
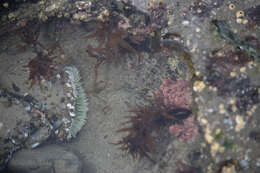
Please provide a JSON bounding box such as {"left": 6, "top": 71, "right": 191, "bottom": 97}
{"left": 167, "top": 108, "right": 192, "bottom": 120}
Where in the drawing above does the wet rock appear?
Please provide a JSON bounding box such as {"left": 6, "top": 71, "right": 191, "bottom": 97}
{"left": 25, "top": 125, "right": 51, "bottom": 149}
{"left": 8, "top": 145, "right": 82, "bottom": 173}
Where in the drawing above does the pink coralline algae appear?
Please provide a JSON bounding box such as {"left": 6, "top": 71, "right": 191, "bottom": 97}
{"left": 159, "top": 78, "right": 198, "bottom": 141}
{"left": 169, "top": 116, "right": 198, "bottom": 142}
{"left": 159, "top": 78, "right": 191, "bottom": 109}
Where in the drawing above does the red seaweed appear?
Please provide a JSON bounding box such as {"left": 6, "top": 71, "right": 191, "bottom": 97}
{"left": 115, "top": 79, "right": 194, "bottom": 162}
{"left": 26, "top": 50, "right": 57, "bottom": 88}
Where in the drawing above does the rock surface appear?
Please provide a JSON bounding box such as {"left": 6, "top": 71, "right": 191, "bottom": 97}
{"left": 8, "top": 145, "right": 82, "bottom": 173}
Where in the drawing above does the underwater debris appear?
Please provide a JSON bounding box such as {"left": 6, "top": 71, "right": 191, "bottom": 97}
{"left": 65, "top": 66, "right": 89, "bottom": 139}
{"left": 211, "top": 20, "right": 260, "bottom": 62}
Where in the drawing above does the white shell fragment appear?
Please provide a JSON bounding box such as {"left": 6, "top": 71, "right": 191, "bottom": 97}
{"left": 31, "top": 142, "right": 40, "bottom": 149}
{"left": 235, "top": 115, "right": 245, "bottom": 132}
{"left": 65, "top": 82, "right": 72, "bottom": 88}
{"left": 66, "top": 103, "right": 75, "bottom": 110}
{"left": 69, "top": 111, "right": 76, "bottom": 117}
{"left": 25, "top": 105, "right": 31, "bottom": 111}
{"left": 56, "top": 74, "right": 61, "bottom": 79}
{"left": 24, "top": 132, "right": 28, "bottom": 138}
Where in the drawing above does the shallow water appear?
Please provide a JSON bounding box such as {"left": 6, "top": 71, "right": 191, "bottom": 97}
{"left": 0, "top": 0, "right": 260, "bottom": 173}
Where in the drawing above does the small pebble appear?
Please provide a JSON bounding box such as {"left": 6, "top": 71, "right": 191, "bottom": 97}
{"left": 56, "top": 74, "right": 61, "bottom": 79}
{"left": 229, "top": 99, "right": 236, "bottom": 104}
{"left": 193, "top": 81, "right": 206, "bottom": 92}
{"left": 205, "top": 126, "right": 214, "bottom": 144}
{"left": 223, "top": 117, "right": 232, "bottom": 126}
{"left": 31, "top": 142, "right": 40, "bottom": 149}
{"left": 195, "top": 71, "right": 200, "bottom": 76}
{"left": 69, "top": 111, "right": 76, "bottom": 117}
{"left": 235, "top": 115, "right": 245, "bottom": 132}
{"left": 200, "top": 118, "right": 208, "bottom": 125}
{"left": 25, "top": 105, "right": 31, "bottom": 111}
{"left": 236, "top": 18, "right": 243, "bottom": 24}
{"left": 219, "top": 104, "right": 226, "bottom": 114}
{"left": 256, "top": 159, "right": 260, "bottom": 166}
{"left": 240, "top": 160, "right": 249, "bottom": 168}
{"left": 207, "top": 109, "right": 214, "bottom": 113}
{"left": 221, "top": 165, "right": 236, "bottom": 173}
{"left": 230, "top": 71, "right": 237, "bottom": 77}
{"left": 240, "top": 67, "right": 246, "bottom": 73}
{"left": 0, "top": 122, "right": 3, "bottom": 130}
{"left": 66, "top": 103, "right": 73, "bottom": 109}
{"left": 211, "top": 142, "right": 224, "bottom": 157}
{"left": 242, "top": 19, "right": 248, "bottom": 25}
{"left": 3, "top": 2, "right": 8, "bottom": 8}
{"left": 182, "top": 20, "right": 190, "bottom": 25}
{"left": 65, "top": 83, "right": 72, "bottom": 88}
{"left": 215, "top": 128, "right": 221, "bottom": 135}
{"left": 232, "top": 105, "right": 237, "bottom": 112}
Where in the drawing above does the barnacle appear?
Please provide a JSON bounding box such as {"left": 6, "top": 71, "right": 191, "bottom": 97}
{"left": 114, "top": 93, "right": 191, "bottom": 162}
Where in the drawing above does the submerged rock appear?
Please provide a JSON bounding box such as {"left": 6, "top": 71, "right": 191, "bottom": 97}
{"left": 8, "top": 145, "right": 82, "bottom": 173}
